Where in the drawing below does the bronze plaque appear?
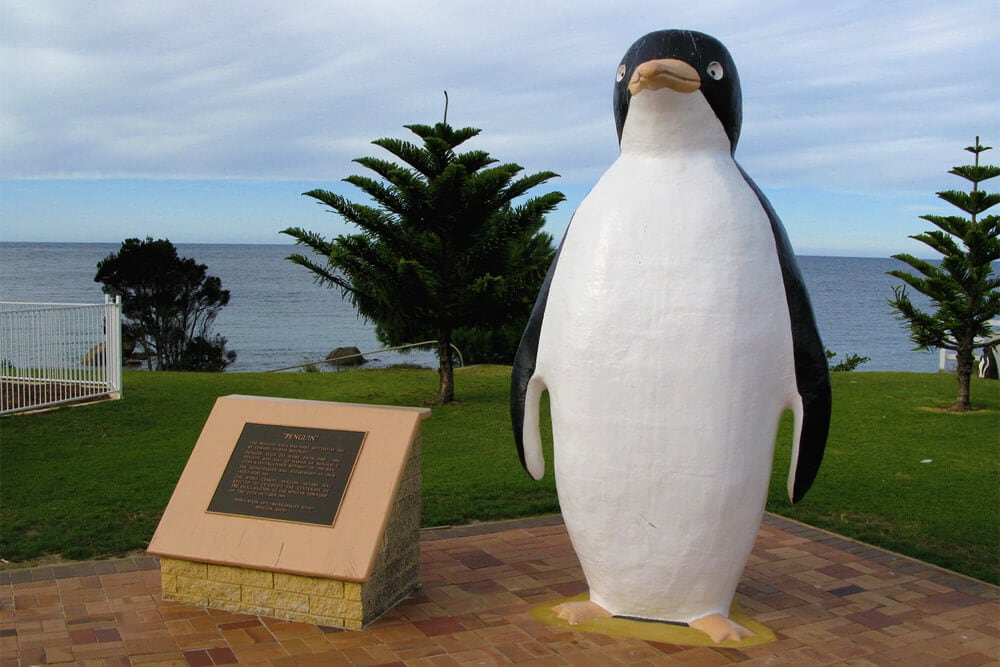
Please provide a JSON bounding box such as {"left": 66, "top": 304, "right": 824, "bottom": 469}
{"left": 207, "top": 423, "right": 366, "bottom": 526}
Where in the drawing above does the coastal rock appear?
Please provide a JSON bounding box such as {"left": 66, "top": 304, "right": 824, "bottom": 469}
{"left": 327, "top": 346, "right": 366, "bottom": 367}
{"left": 81, "top": 342, "right": 106, "bottom": 366}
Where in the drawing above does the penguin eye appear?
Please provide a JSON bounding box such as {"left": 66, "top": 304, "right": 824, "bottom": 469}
{"left": 706, "top": 61, "right": 724, "bottom": 80}
{"left": 616, "top": 64, "right": 627, "bottom": 82}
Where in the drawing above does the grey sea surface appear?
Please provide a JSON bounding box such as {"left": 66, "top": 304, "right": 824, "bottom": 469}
{"left": 0, "top": 242, "right": 940, "bottom": 373}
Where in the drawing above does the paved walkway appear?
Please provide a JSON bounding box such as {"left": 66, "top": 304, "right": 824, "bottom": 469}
{"left": 2, "top": 514, "right": 997, "bottom": 666}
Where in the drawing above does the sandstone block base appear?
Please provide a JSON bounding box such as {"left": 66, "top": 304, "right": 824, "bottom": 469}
{"left": 161, "top": 558, "right": 368, "bottom": 628}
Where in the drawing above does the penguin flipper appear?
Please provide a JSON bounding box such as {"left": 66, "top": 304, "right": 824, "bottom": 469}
{"left": 739, "top": 167, "right": 832, "bottom": 503}
{"left": 510, "top": 234, "right": 565, "bottom": 480}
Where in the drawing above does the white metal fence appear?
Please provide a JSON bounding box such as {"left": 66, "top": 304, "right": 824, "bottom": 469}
{"left": 937, "top": 319, "right": 1000, "bottom": 372}
{"left": 1, "top": 297, "right": 123, "bottom": 415}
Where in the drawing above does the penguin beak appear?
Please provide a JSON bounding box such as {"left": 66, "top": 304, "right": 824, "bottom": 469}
{"left": 628, "top": 59, "right": 701, "bottom": 95}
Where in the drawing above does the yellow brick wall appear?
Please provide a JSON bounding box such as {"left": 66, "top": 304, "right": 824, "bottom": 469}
{"left": 158, "top": 436, "right": 422, "bottom": 630}
{"left": 160, "top": 557, "right": 366, "bottom": 629}
{"left": 361, "top": 436, "right": 422, "bottom": 625}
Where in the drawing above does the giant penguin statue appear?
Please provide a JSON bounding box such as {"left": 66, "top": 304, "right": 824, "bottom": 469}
{"left": 510, "top": 29, "right": 831, "bottom": 643}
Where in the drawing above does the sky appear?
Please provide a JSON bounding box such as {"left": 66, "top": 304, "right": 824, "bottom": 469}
{"left": 1, "top": 0, "right": 997, "bottom": 257}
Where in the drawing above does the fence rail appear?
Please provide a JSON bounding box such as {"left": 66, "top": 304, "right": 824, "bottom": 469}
{"left": 1, "top": 298, "right": 123, "bottom": 415}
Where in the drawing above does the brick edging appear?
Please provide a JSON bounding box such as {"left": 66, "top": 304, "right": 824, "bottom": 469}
{"left": 0, "top": 553, "right": 160, "bottom": 586}
{"left": 3, "top": 512, "right": 996, "bottom": 598}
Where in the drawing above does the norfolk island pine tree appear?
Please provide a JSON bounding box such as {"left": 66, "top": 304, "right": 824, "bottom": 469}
{"left": 283, "top": 121, "right": 564, "bottom": 403}
{"left": 888, "top": 137, "right": 1000, "bottom": 410}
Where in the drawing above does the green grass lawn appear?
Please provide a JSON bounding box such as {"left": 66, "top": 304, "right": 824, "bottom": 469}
{"left": 1, "top": 366, "right": 997, "bottom": 584}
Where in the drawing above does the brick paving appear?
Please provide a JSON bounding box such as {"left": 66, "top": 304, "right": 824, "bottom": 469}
{"left": 1, "top": 513, "right": 997, "bottom": 666}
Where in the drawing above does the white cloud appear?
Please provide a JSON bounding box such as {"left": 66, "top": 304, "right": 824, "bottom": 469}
{"left": 1, "top": 0, "right": 997, "bottom": 251}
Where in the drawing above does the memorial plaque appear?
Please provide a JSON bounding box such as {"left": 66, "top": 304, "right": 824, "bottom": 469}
{"left": 207, "top": 422, "right": 366, "bottom": 526}
{"left": 148, "top": 395, "right": 430, "bottom": 585}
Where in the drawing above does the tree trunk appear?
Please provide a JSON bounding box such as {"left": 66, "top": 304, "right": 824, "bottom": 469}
{"left": 954, "top": 342, "right": 974, "bottom": 411}
{"left": 436, "top": 335, "right": 455, "bottom": 404}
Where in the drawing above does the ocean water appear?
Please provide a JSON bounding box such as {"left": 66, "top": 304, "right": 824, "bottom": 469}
{"left": 0, "top": 242, "right": 942, "bottom": 373}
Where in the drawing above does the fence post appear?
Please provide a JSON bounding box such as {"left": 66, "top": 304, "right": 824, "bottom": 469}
{"left": 105, "top": 295, "right": 123, "bottom": 397}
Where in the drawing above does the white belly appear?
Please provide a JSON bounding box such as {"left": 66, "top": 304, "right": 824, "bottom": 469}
{"left": 535, "top": 150, "right": 798, "bottom": 622}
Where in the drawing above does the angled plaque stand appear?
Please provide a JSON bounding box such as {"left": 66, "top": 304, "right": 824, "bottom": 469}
{"left": 147, "top": 395, "right": 430, "bottom": 629}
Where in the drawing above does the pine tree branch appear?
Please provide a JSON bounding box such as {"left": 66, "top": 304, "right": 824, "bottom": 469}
{"left": 949, "top": 164, "right": 1000, "bottom": 183}
{"left": 890, "top": 254, "right": 939, "bottom": 278}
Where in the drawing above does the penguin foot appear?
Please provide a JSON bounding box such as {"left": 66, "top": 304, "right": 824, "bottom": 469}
{"left": 689, "top": 613, "right": 755, "bottom": 643}
{"left": 553, "top": 600, "right": 613, "bottom": 625}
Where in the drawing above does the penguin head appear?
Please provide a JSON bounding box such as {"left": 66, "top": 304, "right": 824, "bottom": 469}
{"left": 613, "top": 30, "right": 742, "bottom": 153}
